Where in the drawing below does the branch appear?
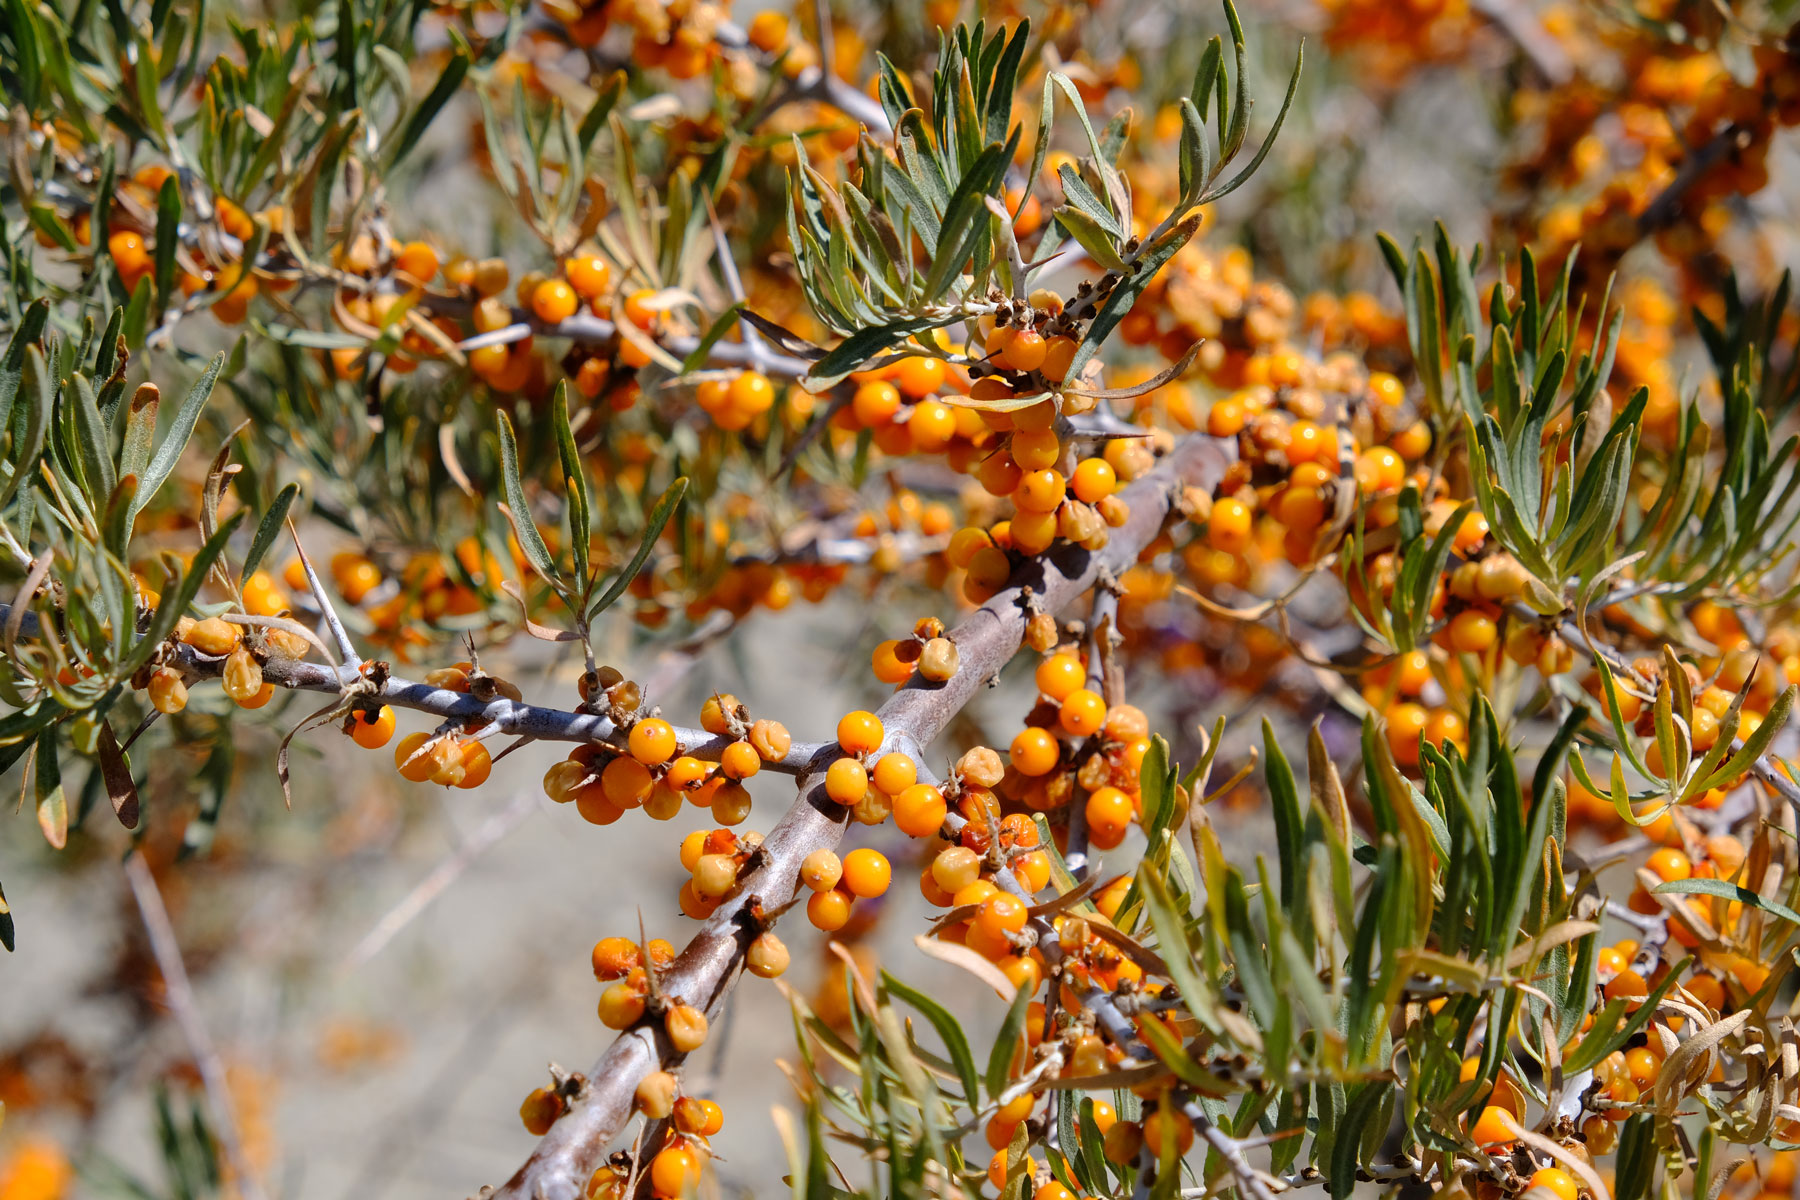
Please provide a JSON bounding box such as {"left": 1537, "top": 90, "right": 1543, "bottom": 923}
{"left": 488, "top": 433, "right": 1235, "bottom": 1200}
{"left": 0, "top": 608, "right": 828, "bottom": 772}
{"left": 125, "top": 854, "right": 272, "bottom": 1200}
{"left": 1637, "top": 121, "right": 1758, "bottom": 235}
{"left": 1470, "top": 0, "right": 1573, "bottom": 84}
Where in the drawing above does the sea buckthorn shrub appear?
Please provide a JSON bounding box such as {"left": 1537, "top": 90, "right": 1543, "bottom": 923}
{"left": 3, "top": 2, "right": 1800, "bottom": 1200}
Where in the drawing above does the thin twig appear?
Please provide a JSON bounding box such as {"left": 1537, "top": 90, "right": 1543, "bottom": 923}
{"left": 288, "top": 522, "right": 360, "bottom": 668}
{"left": 337, "top": 789, "right": 540, "bottom": 974}
{"left": 124, "top": 854, "right": 272, "bottom": 1200}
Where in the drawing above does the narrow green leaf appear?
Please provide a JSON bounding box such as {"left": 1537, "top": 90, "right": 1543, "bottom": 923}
{"left": 131, "top": 353, "right": 224, "bottom": 523}
{"left": 495, "top": 410, "right": 559, "bottom": 587}
{"left": 588, "top": 476, "right": 688, "bottom": 620}
{"left": 881, "top": 971, "right": 980, "bottom": 1103}
{"left": 241, "top": 483, "right": 299, "bottom": 586}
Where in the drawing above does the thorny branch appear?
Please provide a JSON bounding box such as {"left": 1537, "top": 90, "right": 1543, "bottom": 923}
{"left": 486, "top": 434, "right": 1234, "bottom": 1200}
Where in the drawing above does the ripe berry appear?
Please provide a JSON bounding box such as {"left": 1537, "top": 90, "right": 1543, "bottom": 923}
{"left": 1448, "top": 609, "right": 1498, "bottom": 654}
{"left": 852, "top": 380, "right": 902, "bottom": 426}
{"left": 1086, "top": 786, "right": 1134, "bottom": 846}
{"left": 592, "top": 936, "right": 641, "bottom": 980}
{"left": 350, "top": 706, "right": 396, "bottom": 748}
{"left": 801, "top": 849, "right": 843, "bottom": 891}
{"left": 1470, "top": 1104, "right": 1516, "bottom": 1147}
{"left": 395, "top": 732, "right": 436, "bottom": 782}
{"left": 975, "top": 894, "right": 1027, "bottom": 940}
{"left": 1605, "top": 969, "right": 1649, "bottom": 1003}
{"left": 1004, "top": 329, "right": 1048, "bottom": 372}
{"left": 807, "top": 888, "right": 851, "bottom": 931}
{"left": 693, "top": 854, "right": 739, "bottom": 898}
{"left": 871, "top": 752, "right": 917, "bottom": 796}
{"left": 565, "top": 255, "right": 611, "bottom": 301}
{"left": 1041, "top": 336, "right": 1077, "bottom": 382}
{"left": 1058, "top": 688, "right": 1106, "bottom": 736}
{"left": 710, "top": 781, "right": 753, "bottom": 825}
{"left": 184, "top": 616, "right": 238, "bottom": 656}
{"left": 1529, "top": 1169, "right": 1579, "bottom": 1200}
{"left": 1014, "top": 469, "right": 1066, "bottom": 514}
{"left": 893, "top": 783, "right": 947, "bottom": 838}
{"left": 629, "top": 718, "right": 678, "bottom": 765}
{"left": 871, "top": 639, "right": 914, "bottom": 684}
{"left": 531, "top": 279, "right": 578, "bottom": 324}
{"left": 841, "top": 848, "right": 891, "bottom": 898}
{"left": 1647, "top": 848, "right": 1692, "bottom": 882}
{"left": 1142, "top": 1109, "right": 1194, "bottom": 1157}
{"left": 699, "top": 693, "right": 737, "bottom": 735}
{"left": 825, "top": 757, "right": 869, "bottom": 805}
{"left": 602, "top": 756, "right": 654, "bottom": 807}
{"left": 1010, "top": 727, "right": 1059, "bottom": 777}
{"left": 621, "top": 289, "right": 658, "bottom": 330}
{"left": 1207, "top": 498, "right": 1253, "bottom": 553}
{"left": 931, "top": 847, "right": 982, "bottom": 893}
{"left": 1102, "top": 1120, "right": 1143, "bottom": 1164}
{"left": 598, "top": 981, "right": 646, "bottom": 1029}
{"left": 1071, "top": 458, "right": 1116, "bottom": 503}
{"left": 837, "top": 710, "right": 884, "bottom": 755}
{"left": 650, "top": 1146, "right": 703, "bottom": 1197}
{"left": 719, "top": 740, "right": 761, "bottom": 780}
{"left": 746, "top": 932, "right": 789, "bottom": 978}
{"left": 666, "top": 756, "right": 708, "bottom": 791}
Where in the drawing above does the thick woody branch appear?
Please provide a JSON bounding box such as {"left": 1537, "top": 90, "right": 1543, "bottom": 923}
{"left": 487, "top": 434, "right": 1234, "bottom": 1200}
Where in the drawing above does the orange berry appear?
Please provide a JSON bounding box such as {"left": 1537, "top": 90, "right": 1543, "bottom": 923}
{"left": 826, "top": 756, "right": 870, "bottom": 805}
{"left": 350, "top": 705, "right": 396, "bottom": 749}
{"left": 1058, "top": 689, "right": 1106, "bottom": 737}
{"left": 1448, "top": 609, "right": 1498, "bottom": 654}
{"left": 1647, "top": 848, "right": 1692, "bottom": 882}
{"left": 894, "top": 783, "right": 947, "bottom": 837}
{"left": 395, "top": 732, "right": 435, "bottom": 782}
{"left": 1470, "top": 1105, "right": 1516, "bottom": 1147}
{"left": 871, "top": 752, "right": 917, "bottom": 796}
{"left": 531, "top": 279, "right": 579, "bottom": 324}
{"left": 602, "top": 755, "right": 654, "bottom": 807}
{"left": 842, "top": 848, "right": 891, "bottom": 898}
{"left": 837, "top": 710, "right": 884, "bottom": 755}
{"left": 1010, "top": 727, "right": 1060, "bottom": 776}
{"left": 1208, "top": 497, "right": 1252, "bottom": 552}
{"left": 800, "top": 849, "right": 843, "bottom": 892}
{"left": 649, "top": 1146, "right": 703, "bottom": 1197}
{"left": 1529, "top": 1169, "right": 1579, "bottom": 1200}
{"left": 719, "top": 740, "right": 761, "bottom": 780}
{"left": 629, "top": 718, "right": 678, "bottom": 765}
{"left": 1035, "top": 653, "right": 1085, "bottom": 701}
{"left": 565, "top": 255, "right": 612, "bottom": 301}
{"left": 807, "top": 887, "right": 852, "bottom": 931}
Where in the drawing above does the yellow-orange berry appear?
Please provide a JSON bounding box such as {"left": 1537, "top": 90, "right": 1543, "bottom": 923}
{"left": 837, "top": 710, "right": 884, "bottom": 755}
{"left": 841, "top": 848, "right": 891, "bottom": 898}
{"left": 629, "top": 718, "right": 678, "bottom": 765}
